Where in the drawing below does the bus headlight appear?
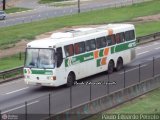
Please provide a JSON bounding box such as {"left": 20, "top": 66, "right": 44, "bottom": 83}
{"left": 48, "top": 76, "right": 56, "bottom": 80}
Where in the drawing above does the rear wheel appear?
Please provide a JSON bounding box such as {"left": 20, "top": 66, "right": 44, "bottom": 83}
{"left": 116, "top": 58, "right": 123, "bottom": 71}
{"left": 66, "top": 73, "right": 75, "bottom": 87}
{"left": 108, "top": 60, "right": 114, "bottom": 74}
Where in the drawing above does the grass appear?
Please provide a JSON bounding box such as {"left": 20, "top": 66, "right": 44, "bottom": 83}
{"left": 51, "top": 2, "right": 76, "bottom": 7}
{"left": 4, "top": 7, "right": 30, "bottom": 14}
{"left": 0, "top": 53, "right": 25, "bottom": 71}
{"left": 39, "top": 0, "right": 69, "bottom": 4}
{"left": 135, "top": 21, "right": 160, "bottom": 36}
{"left": 0, "top": 0, "right": 160, "bottom": 48}
{"left": 86, "top": 88, "right": 160, "bottom": 120}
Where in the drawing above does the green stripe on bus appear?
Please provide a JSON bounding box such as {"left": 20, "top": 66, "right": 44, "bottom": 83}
{"left": 31, "top": 70, "right": 52, "bottom": 75}
{"left": 24, "top": 69, "right": 53, "bottom": 75}
{"left": 99, "top": 49, "right": 104, "bottom": 57}
{"left": 111, "top": 41, "right": 136, "bottom": 54}
{"left": 97, "top": 59, "right": 101, "bottom": 67}
{"left": 65, "top": 52, "right": 94, "bottom": 67}
{"left": 65, "top": 41, "right": 136, "bottom": 67}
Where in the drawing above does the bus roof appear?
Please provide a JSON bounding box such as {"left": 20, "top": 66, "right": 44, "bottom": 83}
{"left": 27, "top": 24, "right": 135, "bottom": 48}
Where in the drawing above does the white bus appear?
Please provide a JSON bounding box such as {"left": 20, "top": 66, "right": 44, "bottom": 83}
{"left": 24, "top": 24, "right": 136, "bottom": 87}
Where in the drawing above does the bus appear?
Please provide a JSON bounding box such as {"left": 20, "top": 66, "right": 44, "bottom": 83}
{"left": 24, "top": 24, "right": 136, "bottom": 87}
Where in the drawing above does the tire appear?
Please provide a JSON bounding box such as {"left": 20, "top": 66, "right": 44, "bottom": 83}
{"left": 116, "top": 58, "right": 123, "bottom": 71}
{"left": 3, "top": 16, "right": 5, "bottom": 20}
{"left": 108, "top": 60, "right": 114, "bottom": 74}
{"left": 66, "top": 73, "right": 75, "bottom": 87}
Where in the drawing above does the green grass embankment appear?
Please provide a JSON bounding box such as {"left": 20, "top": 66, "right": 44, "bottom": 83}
{"left": 0, "top": 53, "right": 24, "bottom": 71}
{"left": 86, "top": 88, "right": 160, "bottom": 120}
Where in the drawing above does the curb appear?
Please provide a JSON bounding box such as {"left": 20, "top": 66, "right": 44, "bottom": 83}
{"left": 8, "top": 9, "right": 36, "bottom": 15}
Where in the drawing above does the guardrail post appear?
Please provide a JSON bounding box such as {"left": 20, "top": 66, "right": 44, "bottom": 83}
{"left": 3, "top": 0, "right": 6, "bottom": 10}
{"left": 153, "top": 34, "right": 156, "bottom": 40}
{"left": 21, "top": 67, "right": 23, "bottom": 75}
{"left": 124, "top": 68, "right": 126, "bottom": 88}
{"left": 49, "top": 93, "right": 51, "bottom": 118}
{"left": 107, "top": 74, "right": 110, "bottom": 94}
{"left": 25, "top": 101, "right": 27, "bottom": 120}
{"left": 90, "top": 83, "right": 92, "bottom": 101}
{"left": 139, "top": 64, "right": 141, "bottom": 83}
{"left": 70, "top": 86, "right": 72, "bottom": 108}
{"left": 153, "top": 57, "right": 155, "bottom": 77}
{"left": 3, "top": 74, "right": 5, "bottom": 80}
{"left": 78, "top": 0, "right": 80, "bottom": 13}
{"left": 0, "top": 110, "right": 1, "bottom": 120}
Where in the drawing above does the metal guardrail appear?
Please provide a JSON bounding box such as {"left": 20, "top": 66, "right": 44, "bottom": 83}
{"left": 0, "top": 32, "right": 160, "bottom": 82}
{"left": 137, "top": 32, "right": 160, "bottom": 44}
{"left": 0, "top": 66, "right": 23, "bottom": 83}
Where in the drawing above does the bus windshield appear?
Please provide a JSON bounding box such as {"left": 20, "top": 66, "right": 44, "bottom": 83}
{"left": 25, "top": 48, "right": 55, "bottom": 69}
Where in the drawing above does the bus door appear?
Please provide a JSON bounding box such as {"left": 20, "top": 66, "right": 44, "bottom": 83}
{"left": 55, "top": 47, "right": 65, "bottom": 82}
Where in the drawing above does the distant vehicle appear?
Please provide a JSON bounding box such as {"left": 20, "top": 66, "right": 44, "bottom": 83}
{"left": 0, "top": 10, "right": 6, "bottom": 20}
{"left": 24, "top": 24, "right": 136, "bottom": 87}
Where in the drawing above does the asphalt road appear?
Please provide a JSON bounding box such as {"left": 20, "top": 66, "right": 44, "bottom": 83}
{"left": 0, "top": 40, "right": 160, "bottom": 120}
{"left": 0, "top": 0, "right": 149, "bottom": 28}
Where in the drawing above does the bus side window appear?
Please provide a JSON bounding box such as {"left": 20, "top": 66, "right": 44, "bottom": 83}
{"left": 125, "top": 31, "right": 130, "bottom": 41}
{"left": 56, "top": 47, "right": 63, "bottom": 68}
{"left": 64, "top": 44, "right": 74, "bottom": 57}
{"left": 116, "top": 33, "right": 120, "bottom": 44}
{"left": 107, "top": 35, "right": 116, "bottom": 46}
{"left": 130, "top": 30, "right": 135, "bottom": 40}
{"left": 85, "top": 39, "right": 96, "bottom": 51}
{"left": 125, "top": 30, "right": 135, "bottom": 41}
{"left": 74, "top": 42, "right": 85, "bottom": 54}
{"left": 121, "top": 32, "right": 125, "bottom": 42}
{"left": 96, "top": 37, "right": 106, "bottom": 48}
{"left": 116, "top": 32, "right": 125, "bottom": 43}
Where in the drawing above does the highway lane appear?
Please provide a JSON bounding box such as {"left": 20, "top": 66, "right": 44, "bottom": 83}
{"left": 1, "top": 40, "right": 160, "bottom": 120}
{"left": 0, "top": 0, "right": 149, "bottom": 27}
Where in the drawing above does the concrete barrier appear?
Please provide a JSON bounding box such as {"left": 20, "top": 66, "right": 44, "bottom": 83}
{"left": 46, "top": 75, "right": 160, "bottom": 120}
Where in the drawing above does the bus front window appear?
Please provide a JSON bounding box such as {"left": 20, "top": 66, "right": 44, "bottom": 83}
{"left": 25, "top": 49, "right": 55, "bottom": 69}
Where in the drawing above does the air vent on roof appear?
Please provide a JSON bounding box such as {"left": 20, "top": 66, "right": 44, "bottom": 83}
{"left": 50, "top": 27, "right": 110, "bottom": 39}
{"left": 51, "top": 32, "right": 73, "bottom": 39}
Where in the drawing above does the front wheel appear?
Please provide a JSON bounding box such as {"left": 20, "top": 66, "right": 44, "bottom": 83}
{"left": 66, "top": 73, "right": 75, "bottom": 87}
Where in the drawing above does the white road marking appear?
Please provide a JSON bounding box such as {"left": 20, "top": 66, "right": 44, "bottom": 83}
{"left": 155, "top": 47, "right": 160, "bottom": 50}
{"left": 119, "top": 64, "right": 147, "bottom": 75}
{"left": 2, "top": 101, "right": 39, "bottom": 114}
{"left": 137, "top": 51, "right": 149, "bottom": 56}
{"left": 5, "top": 87, "right": 29, "bottom": 95}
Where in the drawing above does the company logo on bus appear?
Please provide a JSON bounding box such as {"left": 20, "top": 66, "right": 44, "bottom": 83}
{"left": 128, "top": 42, "right": 136, "bottom": 48}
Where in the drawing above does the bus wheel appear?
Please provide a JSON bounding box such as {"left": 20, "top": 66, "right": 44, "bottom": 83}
{"left": 108, "top": 60, "right": 114, "bottom": 74}
{"left": 116, "top": 58, "right": 123, "bottom": 71}
{"left": 67, "top": 73, "right": 75, "bottom": 87}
